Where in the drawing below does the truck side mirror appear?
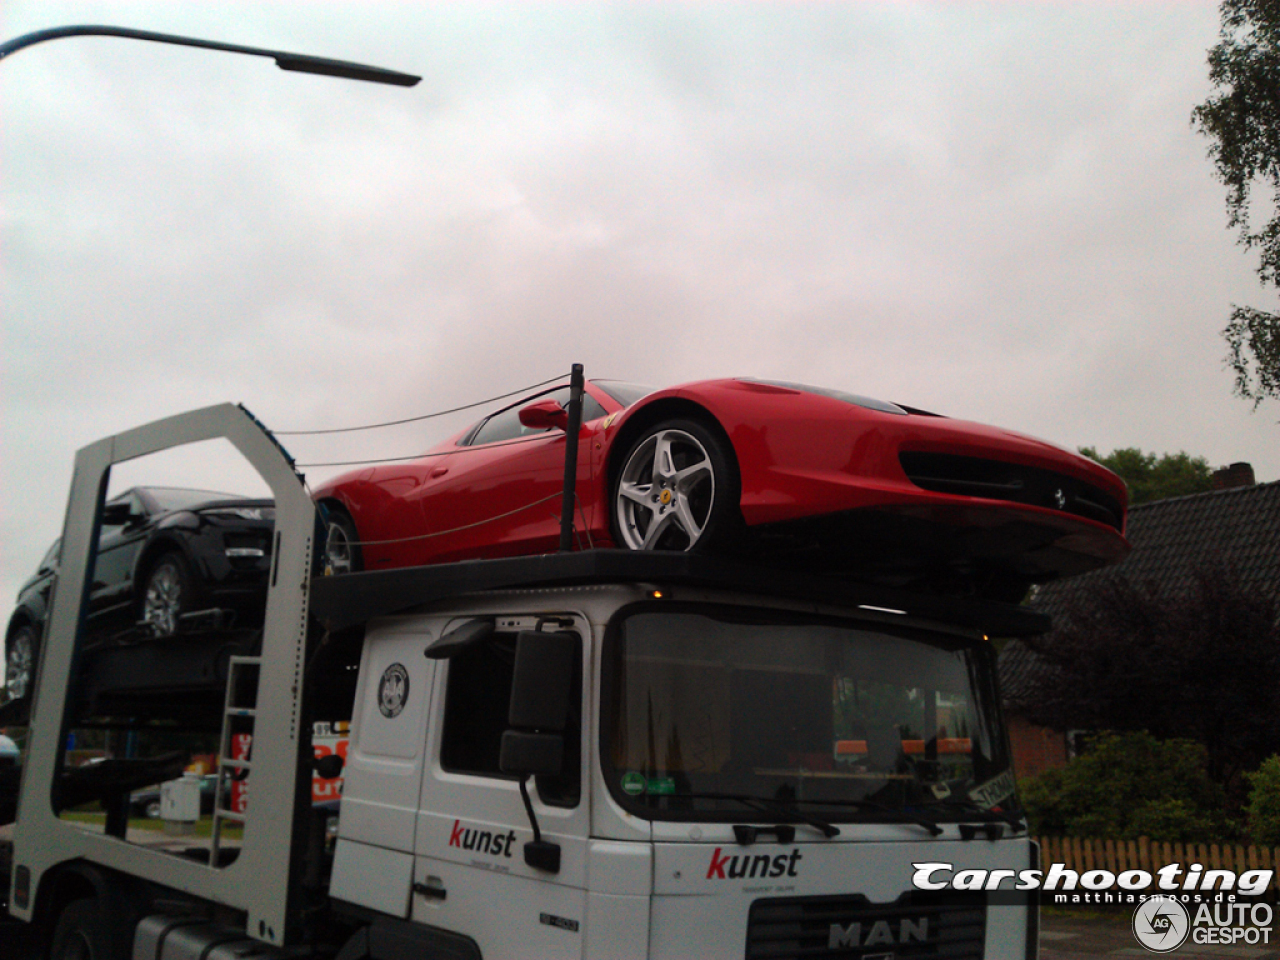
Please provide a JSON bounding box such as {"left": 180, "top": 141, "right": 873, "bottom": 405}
{"left": 499, "top": 629, "right": 575, "bottom": 778}
{"left": 425, "top": 619, "right": 495, "bottom": 660}
{"left": 508, "top": 631, "right": 575, "bottom": 730}
{"left": 499, "top": 630, "right": 578, "bottom": 873}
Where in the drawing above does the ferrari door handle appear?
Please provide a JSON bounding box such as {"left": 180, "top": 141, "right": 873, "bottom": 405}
{"left": 430, "top": 466, "right": 448, "bottom": 478}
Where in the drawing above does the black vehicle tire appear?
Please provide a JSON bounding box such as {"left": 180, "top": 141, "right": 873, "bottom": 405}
{"left": 50, "top": 898, "right": 116, "bottom": 960}
{"left": 611, "top": 418, "right": 742, "bottom": 553}
{"left": 141, "top": 552, "right": 195, "bottom": 639}
{"left": 323, "top": 507, "right": 363, "bottom": 575}
{"left": 5, "top": 623, "right": 39, "bottom": 703}
{"left": 145, "top": 799, "right": 161, "bottom": 819}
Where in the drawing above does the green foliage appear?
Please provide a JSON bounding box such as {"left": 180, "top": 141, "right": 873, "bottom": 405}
{"left": 1018, "top": 566, "right": 1280, "bottom": 790}
{"left": 1078, "top": 446, "right": 1214, "bottom": 505}
{"left": 1224, "top": 306, "right": 1280, "bottom": 406}
{"left": 1126, "top": 799, "right": 1225, "bottom": 844}
{"left": 1019, "top": 732, "right": 1234, "bottom": 842}
{"left": 1192, "top": 0, "right": 1280, "bottom": 404}
{"left": 1244, "top": 755, "right": 1280, "bottom": 845}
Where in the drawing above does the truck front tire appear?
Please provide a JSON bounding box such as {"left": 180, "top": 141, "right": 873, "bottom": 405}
{"left": 50, "top": 898, "right": 115, "bottom": 960}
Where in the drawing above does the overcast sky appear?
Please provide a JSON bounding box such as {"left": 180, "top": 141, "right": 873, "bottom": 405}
{"left": 2, "top": 2, "right": 1276, "bottom": 658}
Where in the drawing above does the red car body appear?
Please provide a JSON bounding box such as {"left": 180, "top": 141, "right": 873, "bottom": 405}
{"left": 312, "top": 378, "right": 1128, "bottom": 597}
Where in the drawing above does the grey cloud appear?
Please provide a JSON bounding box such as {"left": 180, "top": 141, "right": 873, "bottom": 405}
{"left": 1, "top": 1, "right": 1274, "bottom": 621}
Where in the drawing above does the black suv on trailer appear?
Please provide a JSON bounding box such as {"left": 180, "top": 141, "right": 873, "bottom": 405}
{"left": 4, "top": 486, "right": 274, "bottom": 713}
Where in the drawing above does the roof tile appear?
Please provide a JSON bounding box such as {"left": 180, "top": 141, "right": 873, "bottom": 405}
{"left": 999, "top": 480, "right": 1280, "bottom": 704}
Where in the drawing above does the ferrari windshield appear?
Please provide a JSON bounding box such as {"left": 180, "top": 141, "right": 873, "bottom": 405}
{"left": 593, "top": 380, "right": 654, "bottom": 408}
{"left": 603, "top": 606, "right": 1017, "bottom": 823}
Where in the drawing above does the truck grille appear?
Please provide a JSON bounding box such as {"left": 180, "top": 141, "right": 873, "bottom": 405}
{"left": 899, "top": 451, "right": 1124, "bottom": 532}
{"left": 746, "top": 891, "right": 986, "bottom": 959}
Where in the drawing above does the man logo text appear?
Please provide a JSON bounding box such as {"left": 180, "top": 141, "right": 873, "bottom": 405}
{"left": 828, "top": 918, "right": 929, "bottom": 950}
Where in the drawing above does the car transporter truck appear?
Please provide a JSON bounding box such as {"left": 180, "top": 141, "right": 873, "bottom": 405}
{"left": 1, "top": 401, "right": 1053, "bottom": 959}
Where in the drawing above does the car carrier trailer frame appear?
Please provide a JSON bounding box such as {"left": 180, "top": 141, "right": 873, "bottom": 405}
{"left": 3, "top": 403, "right": 1046, "bottom": 959}
{"left": 7, "top": 404, "right": 318, "bottom": 947}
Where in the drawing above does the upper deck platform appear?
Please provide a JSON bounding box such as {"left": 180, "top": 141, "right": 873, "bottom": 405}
{"left": 309, "top": 548, "right": 1050, "bottom": 638}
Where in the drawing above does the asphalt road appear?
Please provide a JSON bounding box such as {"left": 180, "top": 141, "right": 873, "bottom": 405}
{"left": 4, "top": 912, "right": 1267, "bottom": 959}
{"left": 1040, "top": 911, "right": 1280, "bottom": 959}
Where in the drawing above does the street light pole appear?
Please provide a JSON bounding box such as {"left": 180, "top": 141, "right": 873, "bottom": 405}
{"left": 0, "top": 25, "right": 420, "bottom": 86}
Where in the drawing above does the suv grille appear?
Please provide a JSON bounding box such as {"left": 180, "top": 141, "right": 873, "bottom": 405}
{"left": 747, "top": 892, "right": 986, "bottom": 959}
{"left": 899, "top": 452, "right": 1123, "bottom": 532}
{"left": 224, "top": 531, "right": 272, "bottom": 553}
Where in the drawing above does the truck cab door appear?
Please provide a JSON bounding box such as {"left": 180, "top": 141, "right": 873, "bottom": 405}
{"left": 413, "top": 616, "right": 590, "bottom": 960}
{"left": 330, "top": 622, "right": 437, "bottom": 919}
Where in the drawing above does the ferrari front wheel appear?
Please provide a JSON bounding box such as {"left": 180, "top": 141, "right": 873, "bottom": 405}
{"left": 323, "top": 507, "right": 363, "bottom": 575}
{"left": 612, "top": 419, "right": 740, "bottom": 552}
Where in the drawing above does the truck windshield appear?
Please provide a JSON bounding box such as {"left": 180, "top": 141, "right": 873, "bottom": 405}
{"left": 603, "top": 605, "right": 1017, "bottom": 823}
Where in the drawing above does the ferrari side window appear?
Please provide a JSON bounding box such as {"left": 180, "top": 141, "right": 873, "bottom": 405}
{"left": 467, "top": 387, "right": 606, "bottom": 447}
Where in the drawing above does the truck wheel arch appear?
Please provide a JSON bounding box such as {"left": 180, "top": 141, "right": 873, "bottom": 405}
{"left": 50, "top": 897, "right": 113, "bottom": 960}
{"left": 334, "top": 916, "right": 483, "bottom": 960}
{"left": 38, "top": 863, "right": 145, "bottom": 960}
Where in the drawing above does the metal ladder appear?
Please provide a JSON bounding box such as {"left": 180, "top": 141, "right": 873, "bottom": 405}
{"left": 211, "top": 655, "right": 261, "bottom": 863}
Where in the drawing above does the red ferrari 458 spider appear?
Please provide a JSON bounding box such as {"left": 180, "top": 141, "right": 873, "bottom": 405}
{"left": 311, "top": 378, "right": 1128, "bottom": 600}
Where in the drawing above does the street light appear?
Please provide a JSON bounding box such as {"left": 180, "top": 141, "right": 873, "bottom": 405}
{"left": 0, "top": 25, "right": 415, "bottom": 706}
{"left": 0, "top": 25, "right": 420, "bottom": 86}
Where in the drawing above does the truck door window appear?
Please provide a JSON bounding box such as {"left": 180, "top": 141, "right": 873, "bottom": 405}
{"left": 439, "top": 630, "right": 582, "bottom": 807}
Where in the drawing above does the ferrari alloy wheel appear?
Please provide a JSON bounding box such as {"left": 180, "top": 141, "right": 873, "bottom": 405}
{"left": 324, "top": 508, "right": 362, "bottom": 575}
{"left": 142, "top": 553, "right": 190, "bottom": 639}
{"left": 613, "top": 419, "right": 739, "bottom": 552}
{"left": 5, "top": 625, "right": 37, "bottom": 701}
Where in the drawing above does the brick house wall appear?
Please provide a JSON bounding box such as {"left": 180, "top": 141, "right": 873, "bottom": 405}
{"left": 1006, "top": 714, "right": 1068, "bottom": 779}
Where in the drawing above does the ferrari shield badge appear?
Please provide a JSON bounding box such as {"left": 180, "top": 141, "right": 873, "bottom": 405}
{"left": 378, "top": 663, "right": 410, "bottom": 718}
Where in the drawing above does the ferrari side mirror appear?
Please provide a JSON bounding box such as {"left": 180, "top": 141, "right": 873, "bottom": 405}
{"left": 518, "top": 399, "right": 569, "bottom": 432}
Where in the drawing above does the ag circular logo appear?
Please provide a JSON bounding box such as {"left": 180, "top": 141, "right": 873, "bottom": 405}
{"left": 621, "top": 771, "right": 646, "bottom": 796}
{"left": 378, "top": 663, "right": 410, "bottom": 718}
{"left": 1132, "top": 896, "right": 1190, "bottom": 953}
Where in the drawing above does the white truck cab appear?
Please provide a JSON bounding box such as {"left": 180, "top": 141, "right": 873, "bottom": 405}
{"left": 329, "top": 582, "right": 1035, "bottom": 959}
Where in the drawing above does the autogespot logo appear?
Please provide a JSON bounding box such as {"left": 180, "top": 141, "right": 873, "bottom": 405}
{"left": 1133, "top": 896, "right": 1190, "bottom": 953}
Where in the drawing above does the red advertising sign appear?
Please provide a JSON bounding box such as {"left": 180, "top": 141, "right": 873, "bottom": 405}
{"left": 226, "top": 722, "right": 348, "bottom": 813}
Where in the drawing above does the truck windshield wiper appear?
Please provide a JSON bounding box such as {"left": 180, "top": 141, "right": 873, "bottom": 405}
{"left": 931, "top": 799, "right": 1026, "bottom": 831}
{"left": 682, "top": 792, "right": 840, "bottom": 839}
{"left": 794, "top": 798, "right": 943, "bottom": 837}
